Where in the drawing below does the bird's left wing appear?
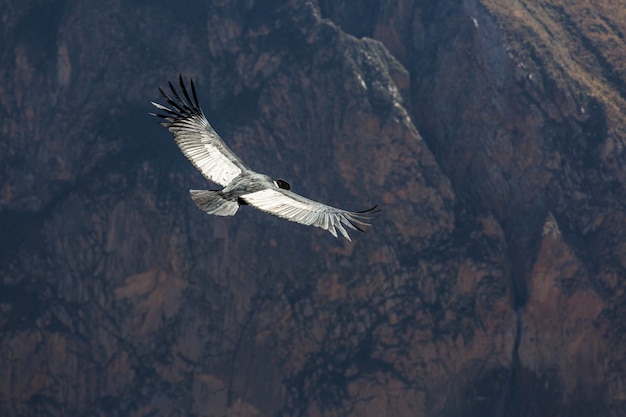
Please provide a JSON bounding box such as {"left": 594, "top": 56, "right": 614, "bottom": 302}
{"left": 151, "top": 75, "right": 250, "bottom": 187}
{"left": 242, "top": 187, "right": 378, "bottom": 241}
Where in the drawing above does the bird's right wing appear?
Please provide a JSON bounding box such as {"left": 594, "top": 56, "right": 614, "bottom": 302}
{"left": 242, "top": 187, "right": 378, "bottom": 241}
{"left": 151, "top": 75, "right": 250, "bottom": 187}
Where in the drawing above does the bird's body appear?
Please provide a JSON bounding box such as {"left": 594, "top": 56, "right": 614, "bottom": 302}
{"left": 151, "top": 75, "right": 377, "bottom": 241}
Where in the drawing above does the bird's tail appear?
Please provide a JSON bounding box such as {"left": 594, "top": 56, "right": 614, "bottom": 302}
{"left": 189, "top": 190, "right": 239, "bottom": 216}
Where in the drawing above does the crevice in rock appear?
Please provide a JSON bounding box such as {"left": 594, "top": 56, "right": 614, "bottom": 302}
{"left": 496, "top": 307, "right": 523, "bottom": 417}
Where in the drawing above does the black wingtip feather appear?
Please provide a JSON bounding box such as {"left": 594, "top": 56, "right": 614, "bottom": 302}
{"left": 343, "top": 205, "right": 380, "bottom": 234}
{"left": 158, "top": 87, "right": 185, "bottom": 114}
{"left": 190, "top": 78, "right": 201, "bottom": 109}
{"left": 168, "top": 80, "right": 189, "bottom": 112}
{"left": 348, "top": 219, "right": 366, "bottom": 233}
{"left": 158, "top": 87, "right": 170, "bottom": 102}
{"left": 152, "top": 76, "right": 205, "bottom": 126}
{"left": 179, "top": 75, "right": 196, "bottom": 113}
{"left": 356, "top": 205, "right": 380, "bottom": 214}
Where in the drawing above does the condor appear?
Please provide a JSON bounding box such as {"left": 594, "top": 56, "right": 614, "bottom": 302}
{"left": 151, "top": 76, "right": 378, "bottom": 241}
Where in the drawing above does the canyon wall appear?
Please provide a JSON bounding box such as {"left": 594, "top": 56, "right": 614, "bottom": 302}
{"left": 1, "top": 0, "right": 626, "bottom": 416}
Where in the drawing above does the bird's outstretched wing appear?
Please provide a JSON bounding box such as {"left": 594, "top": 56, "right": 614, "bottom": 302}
{"left": 151, "top": 75, "right": 250, "bottom": 187}
{"left": 241, "top": 187, "right": 379, "bottom": 241}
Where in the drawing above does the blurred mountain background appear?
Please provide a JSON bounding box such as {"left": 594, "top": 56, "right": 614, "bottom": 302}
{"left": 2, "top": 0, "right": 626, "bottom": 416}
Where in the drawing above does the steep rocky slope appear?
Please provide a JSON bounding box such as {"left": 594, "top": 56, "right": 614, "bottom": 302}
{"left": 1, "top": 0, "right": 625, "bottom": 416}
{"left": 323, "top": 0, "right": 626, "bottom": 414}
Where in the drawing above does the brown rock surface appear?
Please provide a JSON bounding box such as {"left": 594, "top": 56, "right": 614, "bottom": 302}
{"left": 1, "top": 0, "right": 626, "bottom": 416}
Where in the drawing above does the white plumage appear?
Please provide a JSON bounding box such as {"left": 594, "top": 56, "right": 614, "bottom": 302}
{"left": 151, "top": 75, "right": 378, "bottom": 241}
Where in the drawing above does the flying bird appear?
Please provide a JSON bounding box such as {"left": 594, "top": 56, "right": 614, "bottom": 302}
{"left": 151, "top": 75, "right": 378, "bottom": 241}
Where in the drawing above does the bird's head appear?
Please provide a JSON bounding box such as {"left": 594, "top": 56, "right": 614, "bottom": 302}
{"left": 274, "top": 179, "right": 291, "bottom": 190}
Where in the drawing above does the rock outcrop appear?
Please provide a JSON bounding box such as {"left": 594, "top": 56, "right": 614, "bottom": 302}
{"left": 1, "top": 0, "right": 626, "bottom": 416}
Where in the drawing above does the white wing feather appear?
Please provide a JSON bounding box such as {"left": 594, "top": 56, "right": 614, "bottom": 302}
{"left": 151, "top": 77, "right": 249, "bottom": 187}
{"left": 242, "top": 188, "right": 374, "bottom": 241}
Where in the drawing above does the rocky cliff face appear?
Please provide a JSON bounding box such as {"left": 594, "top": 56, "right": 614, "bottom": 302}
{"left": 1, "top": 0, "right": 625, "bottom": 416}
